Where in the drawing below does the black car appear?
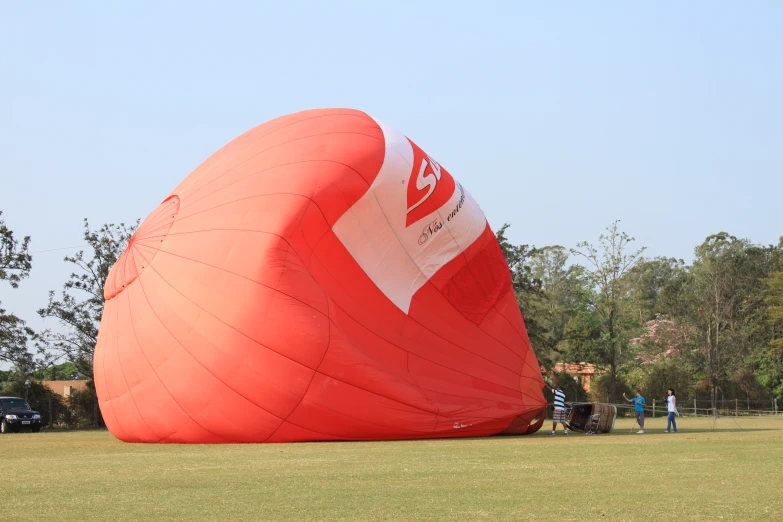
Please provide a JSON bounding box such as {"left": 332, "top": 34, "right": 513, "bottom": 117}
{"left": 0, "top": 396, "right": 42, "bottom": 433}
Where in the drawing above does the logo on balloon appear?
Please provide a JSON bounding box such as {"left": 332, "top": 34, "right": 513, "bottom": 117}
{"left": 405, "top": 138, "right": 455, "bottom": 227}
{"left": 417, "top": 184, "right": 466, "bottom": 245}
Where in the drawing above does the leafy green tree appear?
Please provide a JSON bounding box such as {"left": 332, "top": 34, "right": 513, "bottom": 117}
{"left": 495, "top": 223, "right": 543, "bottom": 299}
{"left": 623, "top": 360, "right": 697, "bottom": 407}
{"left": 587, "top": 372, "right": 632, "bottom": 405}
{"left": 571, "top": 220, "right": 645, "bottom": 403}
{"left": 497, "top": 222, "right": 782, "bottom": 407}
{"left": 761, "top": 239, "right": 783, "bottom": 401}
{"left": 33, "top": 361, "right": 85, "bottom": 381}
{"left": 38, "top": 219, "right": 137, "bottom": 380}
{"left": 37, "top": 218, "right": 137, "bottom": 426}
{"left": 495, "top": 224, "right": 549, "bottom": 361}
{"left": 763, "top": 242, "right": 783, "bottom": 353}
{"left": 0, "top": 211, "right": 35, "bottom": 368}
{"left": 688, "top": 233, "right": 777, "bottom": 409}
{"left": 64, "top": 383, "right": 103, "bottom": 428}
{"left": 0, "top": 211, "right": 32, "bottom": 286}
{"left": 626, "top": 257, "right": 689, "bottom": 322}
{"left": 528, "top": 246, "right": 592, "bottom": 366}
{"left": 624, "top": 257, "right": 703, "bottom": 387}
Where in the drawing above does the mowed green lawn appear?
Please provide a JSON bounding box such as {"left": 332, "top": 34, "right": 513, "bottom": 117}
{"left": 4, "top": 417, "right": 782, "bottom": 521}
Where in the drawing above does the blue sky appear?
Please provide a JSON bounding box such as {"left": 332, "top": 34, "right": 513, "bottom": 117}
{"left": 1, "top": 1, "right": 781, "bottom": 333}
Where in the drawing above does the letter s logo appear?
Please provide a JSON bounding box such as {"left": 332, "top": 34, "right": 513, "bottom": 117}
{"left": 408, "top": 158, "right": 440, "bottom": 214}
{"left": 405, "top": 139, "right": 455, "bottom": 227}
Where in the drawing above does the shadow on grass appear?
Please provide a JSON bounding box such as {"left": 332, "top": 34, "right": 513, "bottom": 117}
{"left": 545, "top": 428, "right": 773, "bottom": 435}
{"left": 13, "top": 421, "right": 779, "bottom": 446}
{"left": 306, "top": 426, "right": 773, "bottom": 446}
{"left": 37, "top": 427, "right": 110, "bottom": 434}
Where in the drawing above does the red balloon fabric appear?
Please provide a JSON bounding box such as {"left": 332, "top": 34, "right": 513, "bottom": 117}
{"left": 94, "top": 109, "right": 546, "bottom": 443}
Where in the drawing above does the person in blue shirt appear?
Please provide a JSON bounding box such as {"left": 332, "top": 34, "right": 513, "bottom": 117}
{"left": 623, "top": 390, "right": 646, "bottom": 434}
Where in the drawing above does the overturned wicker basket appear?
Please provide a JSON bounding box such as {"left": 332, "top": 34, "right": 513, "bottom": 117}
{"left": 566, "top": 403, "right": 618, "bottom": 434}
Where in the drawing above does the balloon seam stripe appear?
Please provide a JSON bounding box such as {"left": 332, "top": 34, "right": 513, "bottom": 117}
{"left": 139, "top": 253, "right": 320, "bottom": 375}
{"left": 288, "top": 378, "right": 508, "bottom": 437}
{"left": 489, "top": 285, "right": 531, "bottom": 341}
{"left": 140, "top": 202, "right": 174, "bottom": 229}
{"left": 326, "top": 287, "right": 526, "bottom": 389}
{"left": 177, "top": 131, "right": 381, "bottom": 203}
{"left": 144, "top": 246, "right": 331, "bottom": 320}
{"left": 264, "top": 196, "right": 342, "bottom": 441}
{"left": 321, "top": 294, "right": 526, "bottom": 395}
{"left": 312, "top": 364, "right": 441, "bottom": 417}
{"left": 287, "top": 393, "right": 500, "bottom": 434}
{"left": 177, "top": 117, "right": 382, "bottom": 200}
{"left": 130, "top": 251, "right": 263, "bottom": 438}
{"left": 115, "top": 290, "right": 164, "bottom": 442}
{"left": 135, "top": 265, "right": 296, "bottom": 421}
{"left": 406, "top": 351, "right": 441, "bottom": 431}
{"left": 173, "top": 158, "right": 372, "bottom": 224}
{"left": 172, "top": 193, "right": 315, "bottom": 224}
{"left": 259, "top": 246, "right": 308, "bottom": 442}
{"left": 311, "top": 216, "right": 527, "bottom": 366}
{"left": 459, "top": 242, "right": 527, "bottom": 360}
{"left": 129, "top": 246, "right": 235, "bottom": 441}
{"left": 174, "top": 111, "right": 376, "bottom": 197}
{"left": 99, "top": 300, "right": 130, "bottom": 440}
{"left": 401, "top": 382, "right": 525, "bottom": 406}
{"left": 134, "top": 221, "right": 177, "bottom": 238}
{"left": 307, "top": 245, "right": 527, "bottom": 382}
{"left": 491, "top": 300, "right": 529, "bottom": 343}
{"left": 297, "top": 199, "right": 527, "bottom": 372}
{"left": 428, "top": 229, "right": 527, "bottom": 360}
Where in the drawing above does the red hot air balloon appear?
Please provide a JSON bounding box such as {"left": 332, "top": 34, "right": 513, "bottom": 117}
{"left": 94, "top": 109, "right": 547, "bottom": 443}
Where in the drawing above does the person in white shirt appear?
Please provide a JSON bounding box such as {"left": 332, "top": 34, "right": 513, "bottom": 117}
{"left": 544, "top": 382, "right": 569, "bottom": 436}
{"left": 666, "top": 388, "right": 679, "bottom": 433}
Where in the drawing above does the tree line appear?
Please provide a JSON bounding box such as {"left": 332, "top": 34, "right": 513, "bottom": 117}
{"left": 498, "top": 220, "right": 783, "bottom": 409}
{"left": 1, "top": 210, "right": 781, "bottom": 427}
{"left": 1, "top": 211, "right": 137, "bottom": 427}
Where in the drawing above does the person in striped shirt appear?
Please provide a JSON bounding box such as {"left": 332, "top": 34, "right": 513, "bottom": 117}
{"left": 545, "top": 382, "right": 569, "bottom": 436}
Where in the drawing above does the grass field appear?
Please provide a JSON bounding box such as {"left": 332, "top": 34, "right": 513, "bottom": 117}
{"left": 4, "top": 416, "right": 782, "bottom": 521}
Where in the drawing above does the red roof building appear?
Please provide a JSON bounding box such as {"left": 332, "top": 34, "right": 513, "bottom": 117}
{"left": 42, "top": 380, "right": 88, "bottom": 398}
{"left": 551, "top": 363, "right": 600, "bottom": 392}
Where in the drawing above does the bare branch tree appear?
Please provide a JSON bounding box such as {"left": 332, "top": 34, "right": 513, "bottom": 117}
{"left": 38, "top": 218, "right": 138, "bottom": 380}
{"left": 0, "top": 210, "right": 35, "bottom": 367}
{"left": 571, "top": 220, "right": 646, "bottom": 403}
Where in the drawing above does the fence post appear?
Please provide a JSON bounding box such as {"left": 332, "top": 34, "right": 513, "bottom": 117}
{"left": 775, "top": 398, "right": 778, "bottom": 415}
{"left": 652, "top": 399, "right": 656, "bottom": 418}
{"left": 694, "top": 398, "right": 697, "bottom": 417}
{"left": 735, "top": 398, "right": 738, "bottom": 416}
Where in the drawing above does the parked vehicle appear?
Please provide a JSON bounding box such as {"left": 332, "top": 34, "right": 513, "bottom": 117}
{"left": 0, "top": 396, "right": 42, "bottom": 433}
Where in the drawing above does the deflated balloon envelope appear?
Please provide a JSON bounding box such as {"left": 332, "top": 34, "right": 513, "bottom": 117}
{"left": 94, "top": 108, "right": 546, "bottom": 443}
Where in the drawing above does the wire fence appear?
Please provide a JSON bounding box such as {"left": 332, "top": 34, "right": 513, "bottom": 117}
{"left": 614, "top": 398, "right": 780, "bottom": 418}
{"left": 545, "top": 398, "right": 781, "bottom": 419}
